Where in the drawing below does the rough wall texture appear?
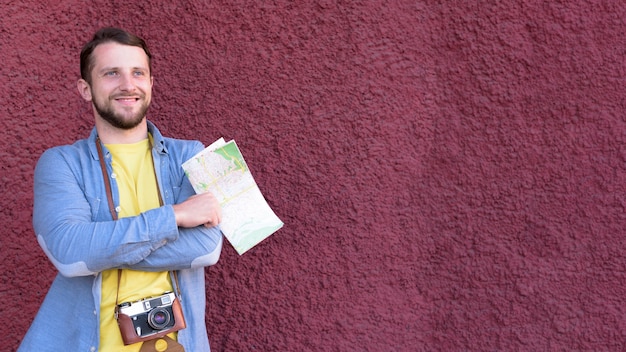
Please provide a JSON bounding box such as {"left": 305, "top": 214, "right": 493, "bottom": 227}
{"left": 2, "top": 1, "right": 624, "bottom": 351}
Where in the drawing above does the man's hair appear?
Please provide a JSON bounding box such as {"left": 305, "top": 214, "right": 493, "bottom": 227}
{"left": 80, "top": 27, "right": 152, "bottom": 84}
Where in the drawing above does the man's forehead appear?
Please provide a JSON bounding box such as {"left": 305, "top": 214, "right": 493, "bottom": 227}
{"left": 92, "top": 42, "right": 150, "bottom": 68}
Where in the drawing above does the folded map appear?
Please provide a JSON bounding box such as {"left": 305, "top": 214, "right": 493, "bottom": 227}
{"left": 182, "top": 138, "right": 283, "bottom": 254}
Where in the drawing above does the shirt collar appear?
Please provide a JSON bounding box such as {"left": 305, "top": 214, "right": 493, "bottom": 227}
{"left": 88, "top": 120, "right": 168, "bottom": 160}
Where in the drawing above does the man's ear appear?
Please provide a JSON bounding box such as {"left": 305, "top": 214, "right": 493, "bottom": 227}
{"left": 77, "top": 79, "right": 92, "bottom": 102}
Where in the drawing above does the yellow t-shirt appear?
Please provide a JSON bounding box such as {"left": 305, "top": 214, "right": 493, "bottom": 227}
{"left": 99, "top": 138, "right": 175, "bottom": 352}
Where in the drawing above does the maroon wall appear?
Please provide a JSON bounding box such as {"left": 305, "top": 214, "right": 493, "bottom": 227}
{"left": 2, "top": 1, "right": 624, "bottom": 351}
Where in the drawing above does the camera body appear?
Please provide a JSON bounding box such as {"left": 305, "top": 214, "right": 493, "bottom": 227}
{"left": 117, "top": 292, "right": 177, "bottom": 339}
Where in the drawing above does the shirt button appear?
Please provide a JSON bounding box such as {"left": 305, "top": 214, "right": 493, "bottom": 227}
{"left": 90, "top": 347, "right": 96, "bottom": 352}
{"left": 111, "top": 172, "right": 117, "bottom": 179}
{"left": 93, "top": 310, "right": 97, "bottom": 315}
{"left": 115, "top": 206, "right": 122, "bottom": 213}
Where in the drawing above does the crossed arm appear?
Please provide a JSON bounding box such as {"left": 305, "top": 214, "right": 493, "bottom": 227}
{"left": 33, "top": 148, "right": 223, "bottom": 277}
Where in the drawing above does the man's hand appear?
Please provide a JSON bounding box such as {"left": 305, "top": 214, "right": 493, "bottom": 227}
{"left": 172, "top": 192, "right": 222, "bottom": 228}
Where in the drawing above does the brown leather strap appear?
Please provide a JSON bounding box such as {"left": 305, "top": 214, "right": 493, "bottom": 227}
{"left": 96, "top": 138, "right": 118, "bottom": 221}
{"left": 115, "top": 268, "right": 123, "bottom": 314}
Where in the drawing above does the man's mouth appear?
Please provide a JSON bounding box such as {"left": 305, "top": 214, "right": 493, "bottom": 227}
{"left": 114, "top": 96, "right": 141, "bottom": 105}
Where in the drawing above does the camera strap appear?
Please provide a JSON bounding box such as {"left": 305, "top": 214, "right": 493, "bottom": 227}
{"left": 96, "top": 138, "right": 183, "bottom": 309}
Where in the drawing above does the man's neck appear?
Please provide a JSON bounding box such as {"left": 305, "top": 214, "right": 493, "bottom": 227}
{"left": 95, "top": 117, "right": 149, "bottom": 144}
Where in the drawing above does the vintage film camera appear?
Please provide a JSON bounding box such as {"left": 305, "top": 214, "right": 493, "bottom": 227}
{"left": 116, "top": 291, "right": 186, "bottom": 345}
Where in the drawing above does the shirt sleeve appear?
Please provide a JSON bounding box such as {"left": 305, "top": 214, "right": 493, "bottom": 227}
{"left": 125, "top": 169, "right": 224, "bottom": 272}
{"left": 127, "top": 139, "right": 223, "bottom": 271}
{"left": 32, "top": 146, "right": 221, "bottom": 277}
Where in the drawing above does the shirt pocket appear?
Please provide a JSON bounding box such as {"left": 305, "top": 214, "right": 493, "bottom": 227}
{"left": 84, "top": 193, "right": 106, "bottom": 221}
{"left": 169, "top": 185, "right": 182, "bottom": 203}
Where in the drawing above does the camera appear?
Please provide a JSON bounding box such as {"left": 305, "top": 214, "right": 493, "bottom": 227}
{"left": 117, "top": 292, "right": 180, "bottom": 341}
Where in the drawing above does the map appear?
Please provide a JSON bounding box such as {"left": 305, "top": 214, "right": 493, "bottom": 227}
{"left": 182, "top": 138, "right": 283, "bottom": 255}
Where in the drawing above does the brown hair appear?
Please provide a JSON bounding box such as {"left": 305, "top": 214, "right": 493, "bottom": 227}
{"left": 80, "top": 27, "right": 152, "bottom": 84}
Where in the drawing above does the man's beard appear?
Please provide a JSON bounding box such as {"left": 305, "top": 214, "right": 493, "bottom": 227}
{"left": 93, "top": 93, "right": 150, "bottom": 130}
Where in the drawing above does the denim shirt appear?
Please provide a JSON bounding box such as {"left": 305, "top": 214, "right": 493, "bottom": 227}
{"left": 19, "top": 121, "right": 223, "bottom": 352}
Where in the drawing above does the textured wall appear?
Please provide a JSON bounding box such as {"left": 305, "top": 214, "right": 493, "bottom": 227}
{"left": 2, "top": 1, "right": 625, "bottom": 351}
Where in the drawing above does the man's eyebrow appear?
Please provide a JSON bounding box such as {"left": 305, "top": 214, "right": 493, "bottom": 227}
{"left": 97, "top": 66, "right": 118, "bottom": 73}
{"left": 97, "top": 66, "right": 149, "bottom": 72}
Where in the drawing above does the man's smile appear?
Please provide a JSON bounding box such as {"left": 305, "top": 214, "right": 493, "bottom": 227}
{"left": 114, "top": 96, "right": 141, "bottom": 105}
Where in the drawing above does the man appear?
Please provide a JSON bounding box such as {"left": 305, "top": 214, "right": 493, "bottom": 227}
{"left": 19, "top": 27, "right": 223, "bottom": 352}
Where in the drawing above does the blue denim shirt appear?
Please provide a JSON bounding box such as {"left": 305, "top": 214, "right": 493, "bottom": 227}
{"left": 19, "top": 121, "right": 223, "bottom": 352}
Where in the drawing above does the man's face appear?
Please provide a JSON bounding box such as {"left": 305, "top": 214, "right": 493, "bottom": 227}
{"left": 80, "top": 42, "right": 153, "bottom": 130}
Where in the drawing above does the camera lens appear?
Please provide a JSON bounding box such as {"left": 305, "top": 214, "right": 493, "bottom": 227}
{"left": 148, "top": 307, "right": 171, "bottom": 330}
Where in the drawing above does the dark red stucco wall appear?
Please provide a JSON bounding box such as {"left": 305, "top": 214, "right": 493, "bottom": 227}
{"left": 2, "top": 1, "right": 624, "bottom": 351}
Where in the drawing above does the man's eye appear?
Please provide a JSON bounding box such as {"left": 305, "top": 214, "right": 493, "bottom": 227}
{"left": 134, "top": 71, "right": 145, "bottom": 76}
{"left": 104, "top": 71, "right": 118, "bottom": 76}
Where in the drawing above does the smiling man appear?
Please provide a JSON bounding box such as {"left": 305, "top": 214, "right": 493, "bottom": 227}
{"left": 19, "top": 27, "right": 223, "bottom": 352}
{"left": 78, "top": 40, "right": 153, "bottom": 133}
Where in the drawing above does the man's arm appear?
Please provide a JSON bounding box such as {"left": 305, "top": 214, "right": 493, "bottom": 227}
{"left": 33, "top": 147, "right": 222, "bottom": 277}
{"left": 124, "top": 189, "right": 224, "bottom": 271}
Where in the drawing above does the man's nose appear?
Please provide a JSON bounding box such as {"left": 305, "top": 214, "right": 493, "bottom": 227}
{"left": 119, "top": 73, "right": 136, "bottom": 92}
